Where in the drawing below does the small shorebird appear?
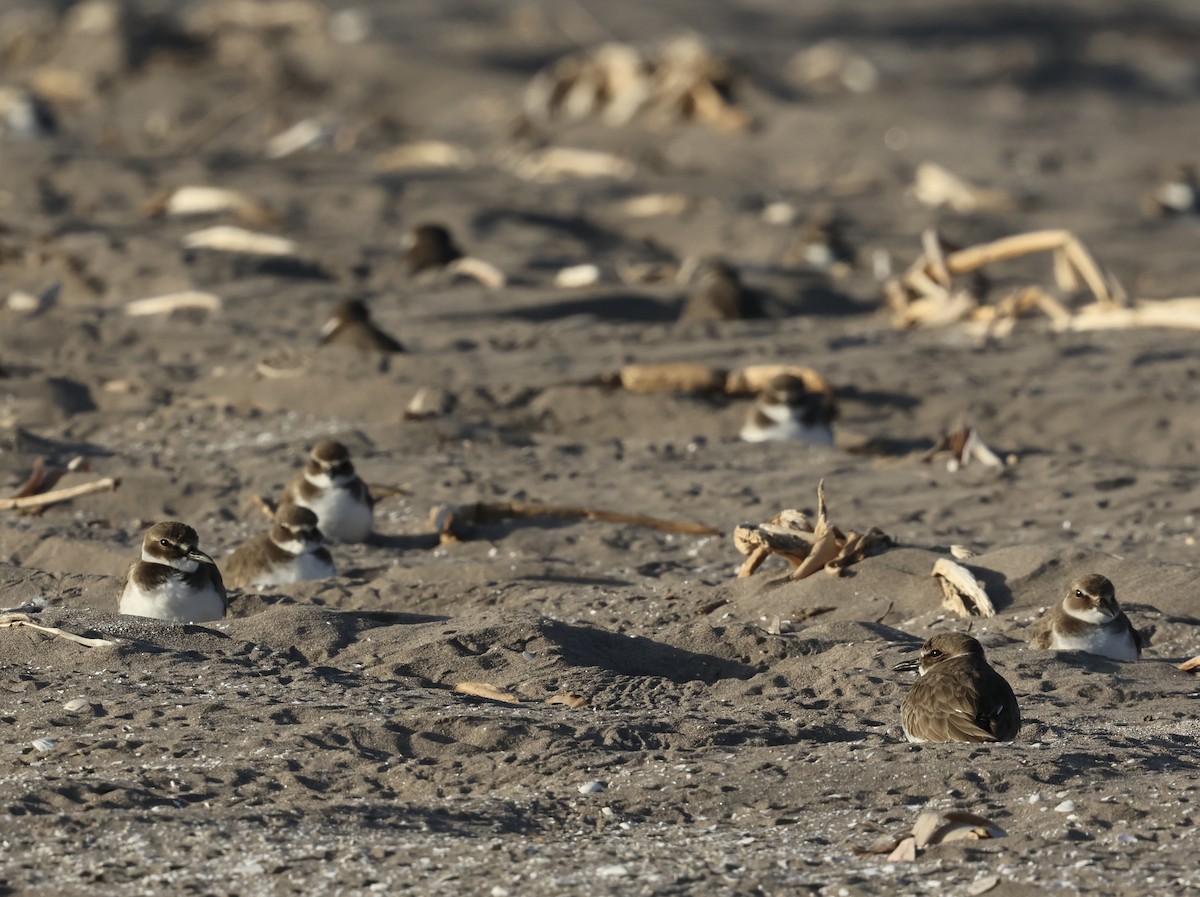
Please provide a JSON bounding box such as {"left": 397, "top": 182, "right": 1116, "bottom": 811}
{"left": 224, "top": 503, "right": 335, "bottom": 589}
{"left": 895, "top": 632, "right": 1020, "bottom": 743}
{"left": 678, "top": 260, "right": 762, "bottom": 321}
{"left": 739, "top": 373, "right": 835, "bottom": 446}
{"left": 119, "top": 522, "right": 227, "bottom": 622}
{"left": 281, "top": 439, "right": 374, "bottom": 543}
{"left": 319, "top": 300, "right": 404, "bottom": 353}
{"left": 402, "top": 223, "right": 462, "bottom": 275}
{"left": 1031, "top": 573, "right": 1144, "bottom": 661}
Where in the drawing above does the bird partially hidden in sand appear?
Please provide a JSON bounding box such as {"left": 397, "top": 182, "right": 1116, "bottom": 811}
{"left": 1030, "top": 573, "right": 1145, "bottom": 661}
{"left": 281, "top": 439, "right": 374, "bottom": 543}
{"left": 319, "top": 300, "right": 404, "bottom": 353}
{"left": 677, "top": 259, "right": 764, "bottom": 322}
{"left": 739, "top": 373, "right": 836, "bottom": 446}
{"left": 894, "top": 632, "right": 1020, "bottom": 744}
{"left": 224, "top": 503, "right": 335, "bottom": 589}
{"left": 402, "top": 223, "right": 463, "bottom": 275}
{"left": 119, "top": 521, "right": 227, "bottom": 623}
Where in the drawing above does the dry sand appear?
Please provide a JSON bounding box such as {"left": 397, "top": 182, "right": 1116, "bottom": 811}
{"left": 3, "top": 0, "right": 1200, "bottom": 894}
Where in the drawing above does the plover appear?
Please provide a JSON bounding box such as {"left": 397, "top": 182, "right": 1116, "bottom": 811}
{"left": 1030, "top": 573, "right": 1144, "bottom": 661}
{"left": 225, "top": 503, "right": 335, "bottom": 589}
{"left": 319, "top": 300, "right": 404, "bottom": 353}
{"left": 402, "top": 223, "right": 462, "bottom": 275}
{"left": 119, "top": 521, "right": 227, "bottom": 622}
{"left": 678, "top": 259, "right": 763, "bottom": 321}
{"left": 281, "top": 439, "right": 374, "bottom": 543}
{"left": 739, "top": 373, "right": 836, "bottom": 446}
{"left": 895, "top": 632, "right": 1020, "bottom": 743}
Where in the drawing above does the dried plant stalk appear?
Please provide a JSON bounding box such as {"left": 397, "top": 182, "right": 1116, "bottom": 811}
{"left": 1, "top": 477, "right": 120, "bottom": 511}
{"left": 453, "top": 682, "right": 521, "bottom": 704}
{"left": 0, "top": 614, "right": 121, "bottom": 648}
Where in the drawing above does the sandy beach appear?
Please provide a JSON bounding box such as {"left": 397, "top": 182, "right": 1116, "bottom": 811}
{"left": 3, "top": 1, "right": 1200, "bottom": 894}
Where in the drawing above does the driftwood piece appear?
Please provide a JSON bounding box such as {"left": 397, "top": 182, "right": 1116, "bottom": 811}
{"left": 0, "top": 613, "right": 122, "bottom": 648}
{"left": 125, "top": 291, "right": 223, "bottom": 316}
{"left": 734, "top": 480, "right": 894, "bottom": 580}
{"left": 1, "top": 477, "right": 120, "bottom": 511}
{"left": 453, "top": 682, "right": 521, "bottom": 704}
{"left": 1179, "top": 654, "right": 1200, "bottom": 672}
{"left": 933, "top": 558, "right": 996, "bottom": 618}
{"left": 431, "top": 500, "right": 720, "bottom": 543}
{"left": 886, "top": 227, "right": 1124, "bottom": 334}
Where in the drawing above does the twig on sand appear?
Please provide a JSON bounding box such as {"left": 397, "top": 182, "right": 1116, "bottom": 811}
{"left": 0, "top": 613, "right": 122, "bottom": 648}
{"left": 430, "top": 500, "right": 720, "bottom": 543}
{"left": 1, "top": 477, "right": 120, "bottom": 511}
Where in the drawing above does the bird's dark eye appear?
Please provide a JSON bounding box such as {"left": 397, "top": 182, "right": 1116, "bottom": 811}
{"left": 1074, "top": 589, "right": 1084, "bottom": 598}
{"left": 928, "top": 649, "right": 942, "bottom": 658}
{"left": 160, "top": 539, "right": 170, "bottom": 547}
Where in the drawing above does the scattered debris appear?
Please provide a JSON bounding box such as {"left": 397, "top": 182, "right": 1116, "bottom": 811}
{"left": 0, "top": 612, "right": 122, "bottom": 648}
{"left": 265, "top": 117, "right": 333, "bottom": 158}
{"left": 182, "top": 225, "right": 298, "bottom": 257}
{"left": 885, "top": 227, "right": 1120, "bottom": 335}
{"left": 7, "top": 456, "right": 89, "bottom": 503}
{"left": 912, "top": 162, "right": 1016, "bottom": 214}
{"left": 503, "top": 146, "right": 636, "bottom": 182}
{"left": 554, "top": 263, "right": 602, "bottom": 289}
{"left": 547, "top": 693, "right": 590, "bottom": 709}
{"left": 146, "top": 186, "right": 278, "bottom": 228}
{"left": 373, "top": 139, "right": 475, "bottom": 172}
{"left": 921, "top": 426, "right": 1010, "bottom": 471}
{"left": 1, "top": 476, "right": 120, "bottom": 512}
{"left": 6, "top": 283, "right": 59, "bottom": 315}
{"left": 430, "top": 500, "right": 720, "bottom": 543}
{"left": 62, "top": 697, "right": 91, "bottom": 713}
{"left": 125, "top": 291, "right": 223, "bottom": 317}
{"left": 790, "top": 41, "right": 879, "bottom": 94}
{"left": 734, "top": 480, "right": 894, "bottom": 580}
{"left": 446, "top": 256, "right": 507, "bottom": 290}
{"left": 863, "top": 809, "right": 1006, "bottom": 862}
{"left": 403, "top": 387, "right": 455, "bottom": 421}
{"left": 1178, "top": 654, "right": 1200, "bottom": 672}
{"left": 619, "top": 193, "right": 695, "bottom": 218}
{"left": 453, "top": 682, "right": 521, "bottom": 704}
{"left": 933, "top": 557, "right": 996, "bottom": 618}
{"left": 523, "top": 34, "right": 751, "bottom": 133}
{"left": 255, "top": 350, "right": 310, "bottom": 379}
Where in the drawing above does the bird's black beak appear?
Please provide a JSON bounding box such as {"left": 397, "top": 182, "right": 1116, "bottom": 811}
{"left": 893, "top": 657, "right": 921, "bottom": 673}
{"left": 188, "top": 548, "right": 217, "bottom": 566}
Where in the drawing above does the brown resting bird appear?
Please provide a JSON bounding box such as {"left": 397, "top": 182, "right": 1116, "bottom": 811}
{"left": 895, "top": 632, "right": 1021, "bottom": 744}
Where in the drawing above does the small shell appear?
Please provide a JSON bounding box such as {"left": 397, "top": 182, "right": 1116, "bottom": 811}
{"left": 62, "top": 698, "right": 90, "bottom": 713}
{"left": 578, "top": 780, "right": 606, "bottom": 794}
{"left": 31, "top": 737, "right": 56, "bottom": 752}
{"left": 554, "top": 264, "right": 601, "bottom": 288}
{"left": 125, "top": 291, "right": 223, "bottom": 317}
{"left": 182, "top": 226, "right": 298, "bottom": 257}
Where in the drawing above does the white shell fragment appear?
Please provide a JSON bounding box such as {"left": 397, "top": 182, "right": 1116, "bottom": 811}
{"left": 62, "top": 698, "right": 90, "bottom": 713}
{"left": 578, "top": 780, "right": 607, "bottom": 795}
{"left": 554, "top": 264, "right": 601, "bottom": 289}
{"left": 125, "top": 291, "right": 223, "bottom": 317}
{"left": 446, "top": 257, "right": 506, "bottom": 290}
{"left": 932, "top": 557, "right": 996, "bottom": 618}
{"left": 182, "top": 226, "right": 298, "bottom": 257}
{"left": 31, "top": 737, "right": 56, "bottom": 752}
{"left": 506, "top": 147, "right": 636, "bottom": 183}
{"left": 265, "top": 118, "right": 331, "bottom": 159}
{"left": 373, "top": 140, "right": 476, "bottom": 172}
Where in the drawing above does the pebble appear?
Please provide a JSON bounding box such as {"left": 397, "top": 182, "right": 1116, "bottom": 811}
{"left": 63, "top": 698, "right": 90, "bottom": 713}
{"left": 1116, "top": 833, "right": 1138, "bottom": 844}
{"left": 967, "top": 875, "right": 1000, "bottom": 895}
{"left": 1054, "top": 801, "right": 1075, "bottom": 813}
{"left": 595, "top": 865, "right": 629, "bottom": 878}
{"left": 578, "top": 780, "right": 606, "bottom": 795}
